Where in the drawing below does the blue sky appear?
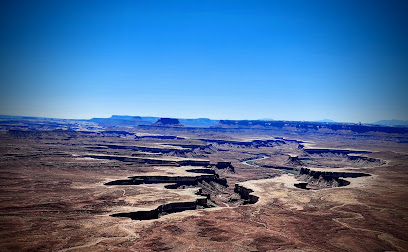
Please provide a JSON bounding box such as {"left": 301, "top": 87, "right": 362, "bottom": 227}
{"left": 1, "top": 0, "right": 407, "bottom": 122}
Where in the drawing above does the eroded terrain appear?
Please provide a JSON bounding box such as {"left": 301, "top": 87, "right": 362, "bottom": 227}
{"left": 0, "top": 119, "right": 408, "bottom": 251}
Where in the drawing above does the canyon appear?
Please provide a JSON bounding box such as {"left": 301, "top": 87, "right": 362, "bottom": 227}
{"left": 0, "top": 117, "right": 407, "bottom": 251}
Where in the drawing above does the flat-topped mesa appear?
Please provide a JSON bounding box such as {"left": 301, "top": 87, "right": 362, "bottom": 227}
{"left": 90, "top": 115, "right": 151, "bottom": 126}
{"left": 299, "top": 168, "right": 370, "bottom": 179}
{"left": 297, "top": 168, "right": 371, "bottom": 189}
{"left": 151, "top": 118, "right": 184, "bottom": 127}
{"left": 304, "top": 148, "right": 371, "bottom": 156}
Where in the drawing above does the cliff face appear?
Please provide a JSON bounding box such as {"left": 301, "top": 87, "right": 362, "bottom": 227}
{"left": 234, "top": 184, "right": 259, "bottom": 204}
{"left": 285, "top": 156, "right": 304, "bottom": 166}
{"left": 105, "top": 172, "right": 227, "bottom": 188}
{"left": 151, "top": 118, "right": 184, "bottom": 127}
{"left": 296, "top": 168, "right": 371, "bottom": 189}
{"left": 299, "top": 168, "right": 371, "bottom": 179}
{"left": 105, "top": 166, "right": 232, "bottom": 220}
{"left": 111, "top": 198, "right": 208, "bottom": 220}
{"left": 215, "top": 162, "right": 235, "bottom": 173}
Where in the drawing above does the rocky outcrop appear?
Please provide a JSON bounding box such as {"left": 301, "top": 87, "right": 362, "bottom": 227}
{"left": 215, "top": 162, "right": 235, "bottom": 173}
{"left": 296, "top": 168, "right": 371, "bottom": 189}
{"left": 285, "top": 156, "right": 304, "bottom": 166}
{"left": 234, "top": 184, "right": 259, "bottom": 204}
{"left": 151, "top": 118, "right": 184, "bottom": 127}
{"left": 347, "top": 155, "right": 385, "bottom": 166}
{"left": 107, "top": 167, "right": 231, "bottom": 220}
{"left": 299, "top": 168, "right": 371, "bottom": 179}
{"left": 301, "top": 149, "right": 384, "bottom": 167}
{"left": 304, "top": 148, "right": 370, "bottom": 156}
{"left": 294, "top": 182, "right": 309, "bottom": 189}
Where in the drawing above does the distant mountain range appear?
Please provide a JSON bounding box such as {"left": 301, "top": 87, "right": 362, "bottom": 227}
{"left": 2, "top": 114, "right": 408, "bottom": 127}
{"left": 315, "top": 119, "right": 337, "bottom": 123}
{"left": 213, "top": 120, "right": 408, "bottom": 134}
{"left": 372, "top": 120, "right": 408, "bottom": 126}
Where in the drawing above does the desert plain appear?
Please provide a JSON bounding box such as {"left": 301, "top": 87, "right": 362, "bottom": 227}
{"left": 0, "top": 117, "right": 407, "bottom": 251}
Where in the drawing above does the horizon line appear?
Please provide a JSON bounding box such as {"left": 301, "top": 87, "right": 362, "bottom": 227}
{"left": 1, "top": 113, "right": 406, "bottom": 125}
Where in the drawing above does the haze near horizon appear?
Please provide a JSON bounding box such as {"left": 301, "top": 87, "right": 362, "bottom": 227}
{"left": 1, "top": 0, "right": 407, "bottom": 123}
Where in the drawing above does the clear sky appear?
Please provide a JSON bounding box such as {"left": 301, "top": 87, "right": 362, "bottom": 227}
{"left": 1, "top": 0, "right": 407, "bottom": 123}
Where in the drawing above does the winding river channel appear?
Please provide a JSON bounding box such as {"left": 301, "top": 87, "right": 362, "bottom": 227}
{"left": 242, "top": 155, "right": 299, "bottom": 175}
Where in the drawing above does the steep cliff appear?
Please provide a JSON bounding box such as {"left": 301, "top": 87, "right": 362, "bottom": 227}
{"left": 296, "top": 168, "right": 370, "bottom": 189}
{"left": 234, "top": 184, "right": 259, "bottom": 204}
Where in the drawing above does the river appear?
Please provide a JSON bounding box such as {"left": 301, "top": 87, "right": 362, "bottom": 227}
{"left": 242, "top": 155, "right": 299, "bottom": 175}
